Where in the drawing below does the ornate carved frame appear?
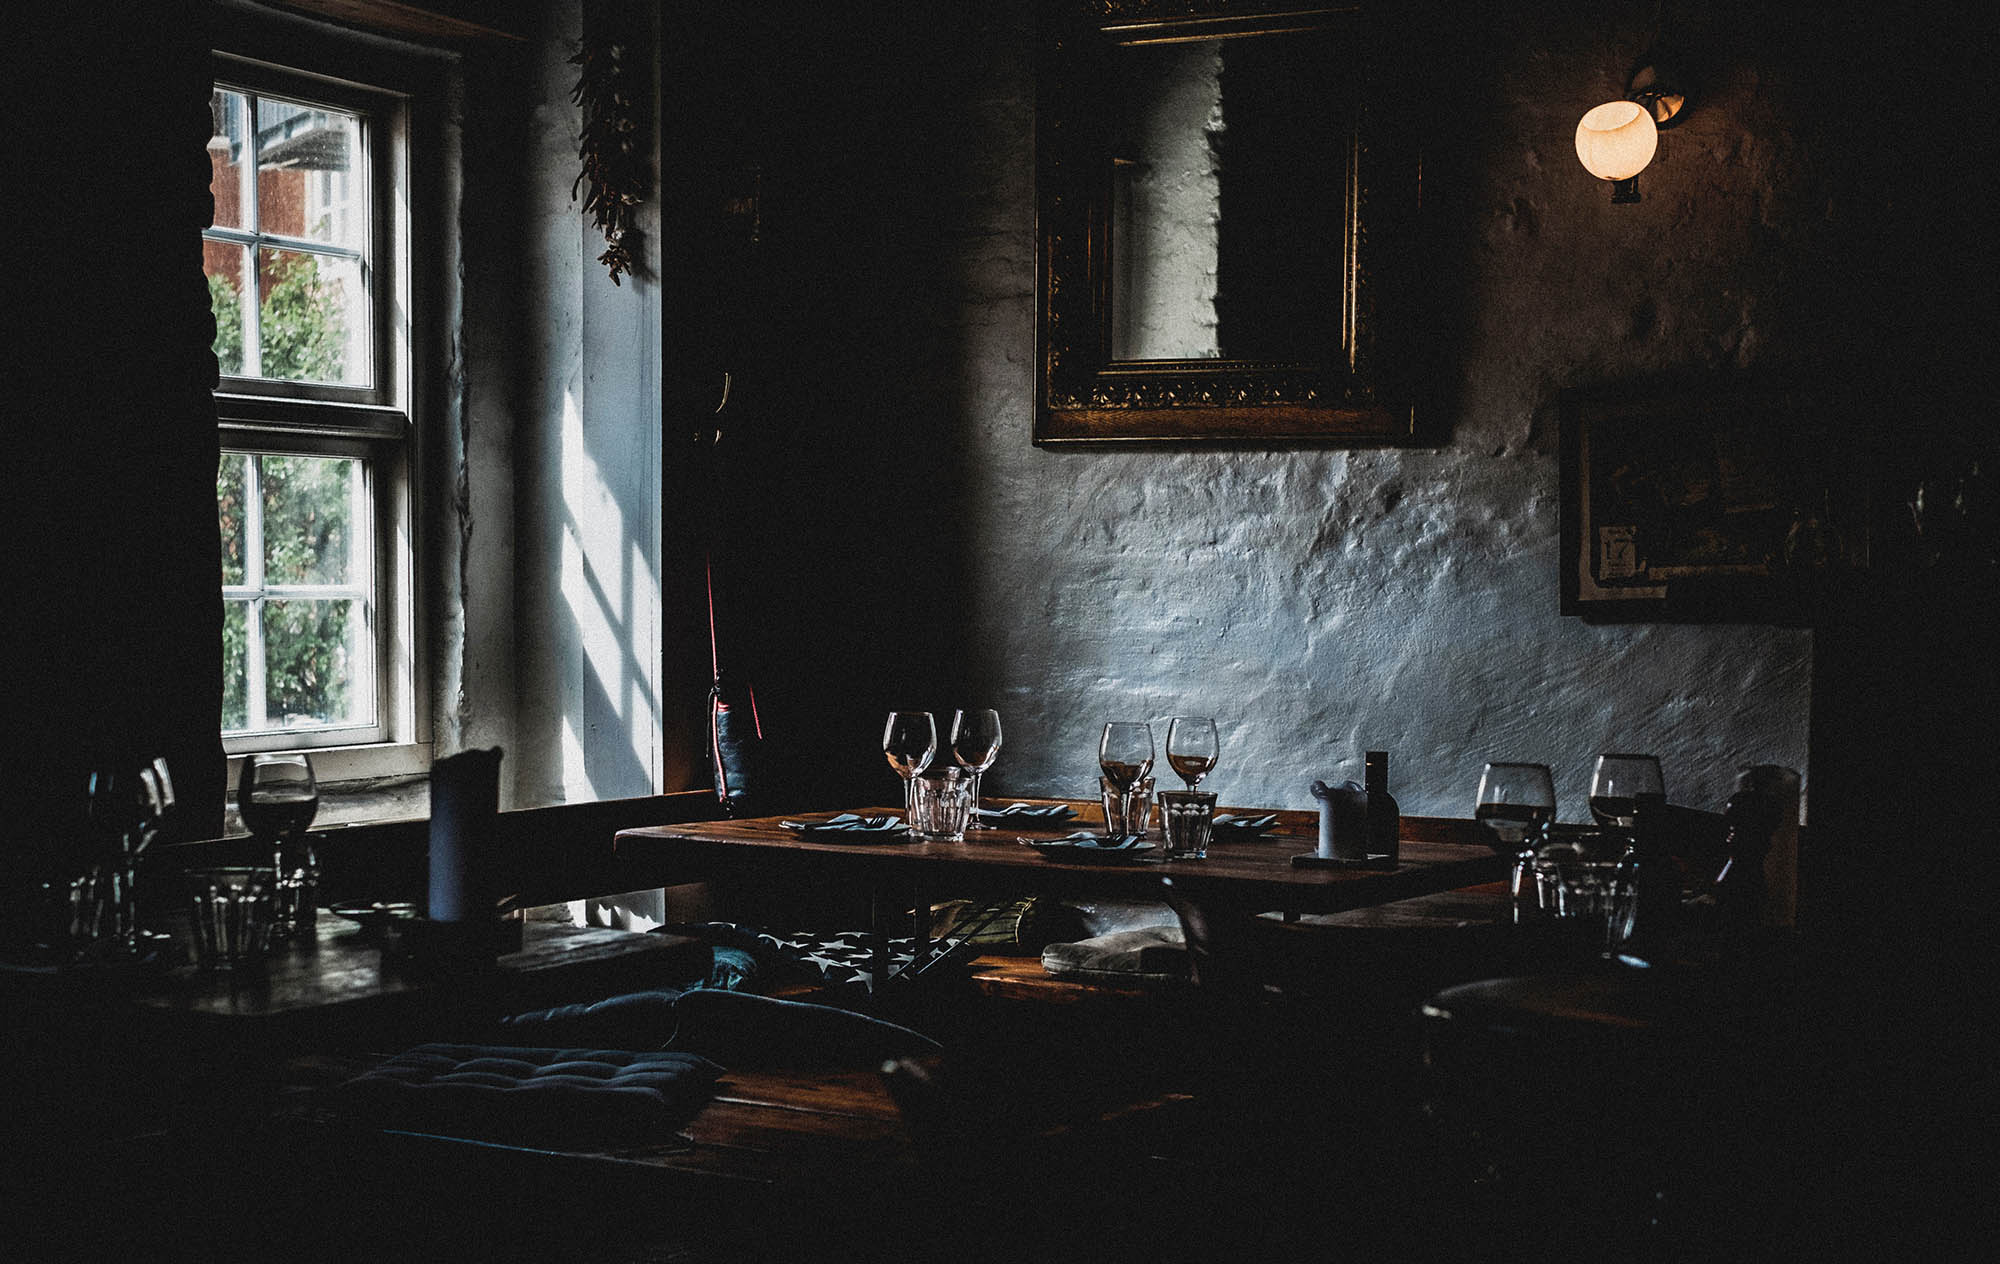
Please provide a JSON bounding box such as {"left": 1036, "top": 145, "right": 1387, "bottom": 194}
{"left": 1034, "top": 0, "right": 1422, "bottom": 444}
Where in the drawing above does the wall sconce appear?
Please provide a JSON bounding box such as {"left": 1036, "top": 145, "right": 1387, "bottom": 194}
{"left": 1576, "top": 62, "right": 1686, "bottom": 203}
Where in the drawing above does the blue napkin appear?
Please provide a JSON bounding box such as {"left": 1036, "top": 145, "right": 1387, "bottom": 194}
{"left": 780, "top": 813, "right": 906, "bottom": 836}
{"left": 976, "top": 803, "right": 1077, "bottom": 823}
{"left": 1058, "top": 831, "right": 1149, "bottom": 851}
{"left": 1210, "top": 813, "right": 1279, "bottom": 836}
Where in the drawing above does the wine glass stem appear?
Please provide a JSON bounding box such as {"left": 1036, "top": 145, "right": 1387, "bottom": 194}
{"left": 903, "top": 778, "right": 919, "bottom": 837}
{"left": 967, "top": 771, "right": 985, "bottom": 827}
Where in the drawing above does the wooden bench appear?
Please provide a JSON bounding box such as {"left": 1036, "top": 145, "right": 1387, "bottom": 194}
{"left": 947, "top": 881, "right": 1515, "bottom": 1005}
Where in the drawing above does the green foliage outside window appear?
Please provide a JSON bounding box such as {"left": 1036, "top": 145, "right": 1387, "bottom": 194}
{"left": 212, "top": 251, "right": 362, "bottom": 733}
{"left": 217, "top": 449, "right": 362, "bottom": 734}
{"left": 209, "top": 272, "right": 244, "bottom": 376}
{"left": 206, "top": 252, "right": 347, "bottom": 382}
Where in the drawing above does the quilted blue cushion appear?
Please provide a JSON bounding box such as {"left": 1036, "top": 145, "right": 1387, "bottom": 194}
{"left": 497, "top": 988, "right": 685, "bottom": 1048}
{"left": 335, "top": 1044, "right": 722, "bottom": 1145}
{"left": 665, "top": 988, "right": 943, "bottom": 1068}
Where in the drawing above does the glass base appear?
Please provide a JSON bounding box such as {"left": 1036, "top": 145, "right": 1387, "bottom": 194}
{"left": 962, "top": 770, "right": 995, "bottom": 827}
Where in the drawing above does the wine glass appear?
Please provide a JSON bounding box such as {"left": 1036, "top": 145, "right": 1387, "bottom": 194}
{"left": 1589, "top": 753, "right": 1666, "bottom": 830}
{"left": 238, "top": 754, "right": 319, "bottom": 939}
{"left": 882, "top": 712, "right": 938, "bottom": 836}
{"left": 1475, "top": 762, "right": 1557, "bottom": 925}
{"left": 1473, "top": 762, "right": 1557, "bottom": 853}
{"left": 83, "top": 761, "right": 165, "bottom": 954}
{"left": 1096, "top": 720, "right": 1160, "bottom": 792}
{"left": 1098, "top": 722, "right": 1155, "bottom": 791}
{"left": 1098, "top": 722, "right": 1155, "bottom": 838}
{"left": 85, "top": 764, "right": 155, "bottom": 859}
{"left": 949, "top": 709, "right": 1003, "bottom": 829}
{"left": 141, "top": 756, "right": 176, "bottom": 847}
{"left": 1165, "top": 717, "right": 1219, "bottom": 790}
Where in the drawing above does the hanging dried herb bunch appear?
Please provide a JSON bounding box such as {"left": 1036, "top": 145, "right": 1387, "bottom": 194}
{"left": 570, "top": 37, "right": 648, "bottom": 285}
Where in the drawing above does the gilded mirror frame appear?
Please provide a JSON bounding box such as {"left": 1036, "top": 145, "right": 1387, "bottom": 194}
{"left": 1035, "top": 0, "right": 1422, "bottom": 445}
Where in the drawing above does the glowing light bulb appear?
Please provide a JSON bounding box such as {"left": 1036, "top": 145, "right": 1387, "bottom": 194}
{"left": 1575, "top": 99, "right": 1658, "bottom": 183}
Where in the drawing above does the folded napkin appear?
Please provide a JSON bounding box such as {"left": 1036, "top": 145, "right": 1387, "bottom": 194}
{"left": 975, "top": 803, "right": 1077, "bottom": 823}
{"left": 1210, "top": 813, "right": 1280, "bottom": 836}
{"left": 1058, "top": 831, "right": 1149, "bottom": 851}
{"left": 780, "top": 813, "right": 905, "bottom": 836}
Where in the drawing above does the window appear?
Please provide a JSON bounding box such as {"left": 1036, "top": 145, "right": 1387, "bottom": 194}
{"left": 205, "top": 54, "right": 417, "bottom": 769}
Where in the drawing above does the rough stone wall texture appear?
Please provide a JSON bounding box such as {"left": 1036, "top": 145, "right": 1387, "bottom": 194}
{"left": 733, "top": 0, "right": 1848, "bottom": 822}
{"left": 974, "top": 4, "right": 1820, "bottom": 818}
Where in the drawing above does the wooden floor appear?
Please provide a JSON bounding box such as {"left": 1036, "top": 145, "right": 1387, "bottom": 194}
{"left": 11, "top": 879, "right": 1935, "bottom": 1263}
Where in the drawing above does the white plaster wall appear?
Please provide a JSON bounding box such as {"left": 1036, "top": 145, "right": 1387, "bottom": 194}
{"left": 435, "top": 0, "right": 664, "bottom": 812}
{"left": 943, "top": 3, "right": 1812, "bottom": 822}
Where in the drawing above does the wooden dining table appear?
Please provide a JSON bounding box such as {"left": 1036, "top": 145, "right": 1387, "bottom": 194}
{"left": 614, "top": 800, "right": 1508, "bottom": 988}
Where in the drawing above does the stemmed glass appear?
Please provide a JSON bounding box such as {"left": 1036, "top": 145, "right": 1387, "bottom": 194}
{"left": 1589, "top": 753, "right": 1666, "bottom": 830}
{"left": 949, "top": 709, "right": 1003, "bottom": 828}
{"left": 1475, "top": 762, "right": 1558, "bottom": 924}
{"left": 882, "top": 712, "right": 938, "bottom": 838}
{"left": 1098, "top": 722, "right": 1155, "bottom": 792}
{"left": 238, "top": 754, "right": 319, "bottom": 939}
{"left": 86, "top": 765, "right": 157, "bottom": 860}
{"left": 83, "top": 759, "right": 173, "bottom": 954}
{"left": 1474, "top": 762, "right": 1556, "bottom": 853}
{"left": 1165, "top": 717, "right": 1219, "bottom": 790}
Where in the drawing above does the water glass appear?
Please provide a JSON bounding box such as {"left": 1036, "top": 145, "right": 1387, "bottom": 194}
{"left": 271, "top": 853, "right": 318, "bottom": 943}
{"left": 1517, "top": 840, "right": 1638, "bottom": 955}
{"left": 1158, "top": 790, "right": 1217, "bottom": 859}
{"left": 1100, "top": 775, "right": 1155, "bottom": 838}
{"left": 186, "top": 867, "right": 276, "bottom": 970}
{"left": 911, "top": 767, "right": 973, "bottom": 842}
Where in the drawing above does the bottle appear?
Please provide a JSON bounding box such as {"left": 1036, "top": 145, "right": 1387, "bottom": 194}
{"left": 709, "top": 669, "right": 764, "bottom": 817}
{"left": 1363, "top": 751, "right": 1400, "bottom": 868}
{"left": 1620, "top": 797, "right": 1680, "bottom": 958}
{"left": 1712, "top": 773, "right": 1782, "bottom": 928}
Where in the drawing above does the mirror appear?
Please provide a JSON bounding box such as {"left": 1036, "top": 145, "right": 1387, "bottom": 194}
{"left": 1036, "top": 1, "right": 1423, "bottom": 444}
{"left": 1108, "top": 32, "right": 1349, "bottom": 362}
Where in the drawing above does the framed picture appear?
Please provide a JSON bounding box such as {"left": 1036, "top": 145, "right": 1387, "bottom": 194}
{"left": 1559, "top": 379, "right": 1863, "bottom": 624}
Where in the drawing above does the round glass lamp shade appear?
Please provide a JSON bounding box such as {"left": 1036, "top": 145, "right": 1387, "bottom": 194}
{"left": 1575, "top": 99, "right": 1658, "bottom": 182}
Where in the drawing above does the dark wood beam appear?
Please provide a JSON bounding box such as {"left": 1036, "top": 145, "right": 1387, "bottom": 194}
{"left": 262, "top": 0, "right": 530, "bottom": 42}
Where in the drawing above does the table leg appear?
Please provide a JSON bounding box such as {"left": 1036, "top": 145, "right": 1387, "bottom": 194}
{"left": 911, "top": 880, "right": 931, "bottom": 970}
{"left": 870, "top": 885, "right": 891, "bottom": 990}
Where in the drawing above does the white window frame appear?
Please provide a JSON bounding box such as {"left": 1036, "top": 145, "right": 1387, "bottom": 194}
{"left": 209, "top": 49, "right": 426, "bottom": 784}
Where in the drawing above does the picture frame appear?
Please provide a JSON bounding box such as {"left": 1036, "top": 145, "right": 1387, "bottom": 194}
{"left": 1032, "top": 0, "right": 1426, "bottom": 445}
{"left": 1559, "top": 379, "right": 1863, "bottom": 624}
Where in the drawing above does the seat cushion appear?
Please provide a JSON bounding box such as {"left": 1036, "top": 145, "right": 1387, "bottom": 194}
{"left": 665, "top": 988, "right": 943, "bottom": 1068}
{"left": 334, "top": 1044, "right": 723, "bottom": 1146}
{"left": 496, "top": 987, "right": 685, "bottom": 1048}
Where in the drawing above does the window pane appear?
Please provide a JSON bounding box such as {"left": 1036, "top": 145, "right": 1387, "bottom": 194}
{"left": 255, "top": 98, "right": 364, "bottom": 251}
{"left": 256, "top": 247, "right": 368, "bottom": 385}
{"left": 218, "top": 452, "right": 248, "bottom": 586}
{"left": 264, "top": 598, "right": 369, "bottom": 729}
{"left": 222, "top": 601, "right": 250, "bottom": 732}
{"left": 209, "top": 89, "right": 248, "bottom": 231}
{"left": 261, "top": 454, "right": 357, "bottom": 586}
{"left": 206, "top": 245, "right": 249, "bottom": 377}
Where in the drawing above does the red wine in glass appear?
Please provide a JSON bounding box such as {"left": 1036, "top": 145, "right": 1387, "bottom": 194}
{"left": 1589, "top": 754, "right": 1666, "bottom": 829}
